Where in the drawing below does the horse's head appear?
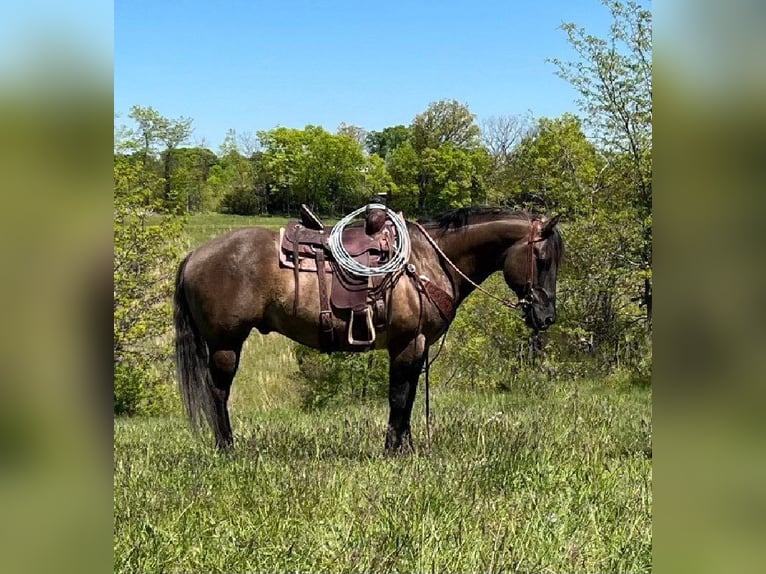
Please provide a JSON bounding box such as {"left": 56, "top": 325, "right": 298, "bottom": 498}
{"left": 503, "top": 215, "right": 563, "bottom": 332}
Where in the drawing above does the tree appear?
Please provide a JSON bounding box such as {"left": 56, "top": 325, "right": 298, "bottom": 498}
{"left": 124, "top": 106, "right": 194, "bottom": 212}
{"left": 480, "top": 113, "right": 533, "bottom": 163}
{"left": 113, "top": 152, "right": 185, "bottom": 415}
{"left": 385, "top": 101, "right": 489, "bottom": 214}
{"left": 504, "top": 114, "right": 603, "bottom": 216}
{"left": 550, "top": 0, "right": 652, "bottom": 321}
{"left": 337, "top": 122, "right": 368, "bottom": 149}
{"left": 411, "top": 99, "right": 481, "bottom": 152}
{"left": 480, "top": 113, "right": 534, "bottom": 201}
{"left": 257, "top": 125, "right": 367, "bottom": 214}
{"left": 362, "top": 154, "right": 398, "bottom": 204}
{"left": 365, "top": 125, "right": 411, "bottom": 159}
{"left": 170, "top": 147, "right": 219, "bottom": 213}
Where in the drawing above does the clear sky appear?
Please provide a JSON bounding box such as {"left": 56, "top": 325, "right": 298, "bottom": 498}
{"left": 115, "top": 0, "right": 616, "bottom": 149}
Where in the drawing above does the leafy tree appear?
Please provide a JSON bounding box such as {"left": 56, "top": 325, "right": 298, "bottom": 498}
{"left": 362, "top": 154, "right": 398, "bottom": 203}
{"left": 113, "top": 154, "right": 185, "bottom": 415}
{"left": 384, "top": 101, "right": 490, "bottom": 213}
{"left": 504, "top": 114, "right": 603, "bottom": 216}
{"left": 211, "top": 129, "right": 260, "bottom": 213}
{"left": 411, "top": 99, "right": 481, "bottom": 152}
{"left": 550, "top": 0, "right": 652, "bottom": 321}
{"left": 170, "top": 146, "right": 219, "bottom": 212}
{"left": 123, "top": 106, "right": 194, "bottom": 212}
{"left": 257, "top": 125, "right": 367, "bottom": 214}
{"left": 365, "top": 125, "right": 411, "bottom": 159}
{"left": 385, "top": 141, "right": 421, "bottom": 213}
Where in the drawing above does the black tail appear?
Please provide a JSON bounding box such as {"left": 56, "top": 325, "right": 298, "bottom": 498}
{"left": 173, "top": 254, "right": 220, "bottom": 442}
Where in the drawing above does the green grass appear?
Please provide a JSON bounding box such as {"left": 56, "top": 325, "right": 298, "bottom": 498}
{"left": 114, "top": 349, "right": 651, "bottom": 573}
{"left": 182, "top": 213, "right": 292, "bottom": 247}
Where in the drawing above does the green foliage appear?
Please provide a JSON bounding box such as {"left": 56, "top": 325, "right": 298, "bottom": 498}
{"left": 362, "top": 154, "right": 398, "bottom": 202}
{"left": 439, "top": 275, "right": 553, "bottom": 391}
{"left": 257, "top": 125, "right": 367, "bottom": 214}
{"left": 555, "top": 212, "right": 651, "bottom": 375}
{"left": 114, "top": 155, "right": 185, "bottom": 416}
{"left": 551, "top": 0, "right": 652, "bottom": 321}
{"left": 365, "top": 124, "right": 411, "bottom": 159}
{"left": 503, "top": 114, "right": 603, "bottom": 216}
{"left": 169, "top": 146, "right": 219, "bottom": 212}
{"left": 125, "top": 105, "right": 194, "bottom": 212}
{"left": 209, "top": 155, "right": 258, "bottom": 215}
{"left": 294, "top": 344, "right": 388, "bottom": 409}
{"left": 386, "top": 101, "right": 490, "bottom": 214}
{"left": 385, "top": 141, "right": 421, "bottom": 213}
{"left": 411, "top": 99, "right": 481, "bottom": 152}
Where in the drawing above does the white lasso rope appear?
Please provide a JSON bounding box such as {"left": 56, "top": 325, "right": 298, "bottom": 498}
{"left": 328, "top": 203, "right": 411, "bottom": 277}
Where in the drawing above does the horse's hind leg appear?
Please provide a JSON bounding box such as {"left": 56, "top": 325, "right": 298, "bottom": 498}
{"left": 209, "top": 346, "right": 241, "bottom": 449}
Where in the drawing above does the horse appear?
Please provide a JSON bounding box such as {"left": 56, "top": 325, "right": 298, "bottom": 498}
{"left": 173, "top": 207, "right": 563, "bottom": 453}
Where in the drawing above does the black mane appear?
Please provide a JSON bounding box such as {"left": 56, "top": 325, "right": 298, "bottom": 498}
{"left": 416, "top": 206, "right": 564, "bottom": 265}
{"left": 417, "top": 207, "right": 533, "bottom": 230}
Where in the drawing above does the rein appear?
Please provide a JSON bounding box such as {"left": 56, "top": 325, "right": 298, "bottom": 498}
{"left": 411, "top": 219, "right": 544, "bottom": 310}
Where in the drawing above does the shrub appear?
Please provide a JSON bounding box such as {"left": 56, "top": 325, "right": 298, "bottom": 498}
{"left": 293, "top": 344, "right": 389, "bottom": 409}
{"left": 114, "top": 156, "right": 185, "bottom": 416}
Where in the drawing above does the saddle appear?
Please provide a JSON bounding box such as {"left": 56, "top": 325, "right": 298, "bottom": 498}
{"left": 279, "top": 204, "right": 397, "bottom": 351}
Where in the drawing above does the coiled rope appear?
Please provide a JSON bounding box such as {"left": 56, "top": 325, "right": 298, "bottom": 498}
{"left": 328, "top": 204, "right": 411, "bottom": 277}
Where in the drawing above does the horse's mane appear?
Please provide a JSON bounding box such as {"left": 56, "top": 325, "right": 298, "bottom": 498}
{"left": 416, "top": 206, "right": 544, "bottom": 230}
{"left": 416, "top": 206, "right": 564, "bottom": 265}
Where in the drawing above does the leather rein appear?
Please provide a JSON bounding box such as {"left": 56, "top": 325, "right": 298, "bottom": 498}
{"left": 410, "top": 218, "right": 546, "bottom": 312}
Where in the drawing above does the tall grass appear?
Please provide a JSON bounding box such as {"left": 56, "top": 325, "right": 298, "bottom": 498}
{"left": 115, "top": 371, "right": 651, "bottom": 573}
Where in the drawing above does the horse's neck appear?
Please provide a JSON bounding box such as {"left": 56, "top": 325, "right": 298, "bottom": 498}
{"left": 435, "top": 219, "right": 528, "bottom": 302}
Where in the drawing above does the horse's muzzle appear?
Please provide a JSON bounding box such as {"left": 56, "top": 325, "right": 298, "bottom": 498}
{"left": 524, "top": 305, "right": 555, "bottom": 331}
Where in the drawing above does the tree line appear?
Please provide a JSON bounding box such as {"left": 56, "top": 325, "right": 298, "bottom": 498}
{"left": 114, "top": 0, "right": 651, "bottom": 414}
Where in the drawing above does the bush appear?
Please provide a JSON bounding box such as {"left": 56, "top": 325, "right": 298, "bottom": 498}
{"left": 293, "top": 344, "right": 389, "bottom": 409}
{"left": 113, "top": 363, "right": 176, "bottom": 416}
{"left": 114, "top": 156, "right": 185, "bottom": 416}
{"left": 219, "top": 186, "right": 261, "bottom": 215}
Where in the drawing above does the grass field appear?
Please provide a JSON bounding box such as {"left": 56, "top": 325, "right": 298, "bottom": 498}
{"left": 181, "top": 213, "right": 292, "bottom": 247}
{"left": 114, "top": 213, "right": 652, "bottom": 573}
{"left": 114, "top": 346, "right": 651, "bottom": 572}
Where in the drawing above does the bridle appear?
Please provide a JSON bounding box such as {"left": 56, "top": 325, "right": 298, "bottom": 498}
{"left": 411, "top": 217, "right": 550, "bottom": 311}
{"left": 521, "top": 218, "right": 551, "bottom": 310}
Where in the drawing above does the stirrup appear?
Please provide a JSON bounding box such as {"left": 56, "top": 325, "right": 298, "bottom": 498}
{"left": 347, "top": 306, "right": 376, "bottom": 346}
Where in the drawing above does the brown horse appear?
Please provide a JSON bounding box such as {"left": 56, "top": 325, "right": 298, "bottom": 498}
{"left": 173, "top": 207, "right": 563, "bottom": 452}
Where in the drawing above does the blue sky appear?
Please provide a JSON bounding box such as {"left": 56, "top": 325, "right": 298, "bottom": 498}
{"left": 115, "top": 0, "right": 616, "bottom": 149}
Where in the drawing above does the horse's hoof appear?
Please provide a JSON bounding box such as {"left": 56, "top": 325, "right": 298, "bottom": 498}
{"left": 384, "top": 437, "right": 414, "bottom": 456}
{"left": 215, "top": 438, "right": 234, "bottom": 451}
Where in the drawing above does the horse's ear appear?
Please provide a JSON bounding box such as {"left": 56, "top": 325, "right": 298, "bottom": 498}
{"left": 542, "top": 214, "right": 560, "bottom": 237}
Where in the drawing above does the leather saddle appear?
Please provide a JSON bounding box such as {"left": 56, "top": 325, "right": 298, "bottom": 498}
{"left": 279, "top": 204, "right": 397, "bottom": 350}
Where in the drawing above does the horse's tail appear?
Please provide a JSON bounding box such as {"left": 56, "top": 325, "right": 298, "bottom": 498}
{"left": 173, "top": 254, "right": 216, "bottom": 437}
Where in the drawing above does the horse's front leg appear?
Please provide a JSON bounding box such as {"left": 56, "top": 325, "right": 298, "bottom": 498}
{"left": 385, "top": 335, "right": 427, "bottom": 455}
